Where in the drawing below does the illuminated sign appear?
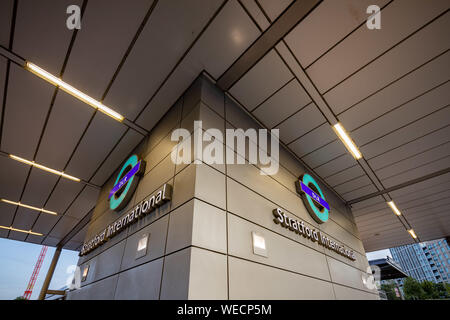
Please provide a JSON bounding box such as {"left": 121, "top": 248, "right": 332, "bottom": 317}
{"left": 109, "top": 154, "right": 145, "bottom": 211}
{"left": 296, "top": 174, "right": 329, "bottom": 224}
{"left": 273, "top": 208, "right": 355, "bottom": 260}
{"left": 80, "top": 184, "right": 172, "bottom": 256}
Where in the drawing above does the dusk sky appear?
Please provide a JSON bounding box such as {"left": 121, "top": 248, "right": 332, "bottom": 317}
{"left": 0, "top": 238, "right": 79, "bottom": 300}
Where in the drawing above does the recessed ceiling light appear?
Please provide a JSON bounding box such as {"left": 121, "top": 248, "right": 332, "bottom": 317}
{"left": 0, "top": 225, "right": 43, "bottom": 236}
{"left": 25, "top": 62, "right": 124, "bottom": 122}
{"left": 1, "top": 198, "right": 57, "bottom": 215}
{"left": 387, "top": 201, "right": 402, "bottom": 216}
{"left": 9, "top": 154, "right": 80, "bottom": 182}
{"left": 333, "top": 123, "right": 362, "bottom": 160}
{"left": 407, "top": 229, "right": 417, "bottom": 239}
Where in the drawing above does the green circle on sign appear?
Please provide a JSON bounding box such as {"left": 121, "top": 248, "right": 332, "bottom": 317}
{"left": 109, "top": 154, "right": 139, "bottom": 211}
{"left": 302, "top": 174, "right": 329, "bottom": 223}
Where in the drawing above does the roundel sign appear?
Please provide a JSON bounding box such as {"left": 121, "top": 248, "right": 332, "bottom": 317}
{"left": 296, "top": 174, "right": 330, "bottom": 224}
{"left": 109, "top": 154, "right": 146, "bottom": 211}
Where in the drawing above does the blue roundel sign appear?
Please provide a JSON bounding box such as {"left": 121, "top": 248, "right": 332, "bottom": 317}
{"left": 296, "top": 174, "right": 330, "bottom": 224}
{"left": 109, "top": 154, "right": 145, "bottom": 211}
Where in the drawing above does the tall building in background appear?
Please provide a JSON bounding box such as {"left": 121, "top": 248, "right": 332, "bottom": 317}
{"left": 390, "top": 238, "right": 450, "bottom": 284}
{"left": 422, "top": 239, "right": 450, "bottom": 283}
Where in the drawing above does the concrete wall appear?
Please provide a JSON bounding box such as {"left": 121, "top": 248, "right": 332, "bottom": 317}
{"left": 67, "top": 75, "right": 379, "bottom": 300}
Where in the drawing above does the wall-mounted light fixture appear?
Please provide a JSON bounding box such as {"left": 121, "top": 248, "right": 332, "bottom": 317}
{"left": 252, "top": 232, "right": 267, "bottom": 257}
{"left": 136, "top": 233, "right": 149, "bottom": 259}
{"left": 81, "top": 265, "right": 90, "bottom": 282}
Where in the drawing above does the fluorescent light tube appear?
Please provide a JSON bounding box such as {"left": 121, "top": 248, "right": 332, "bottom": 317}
{"left": 333, "top": 123, "right": 362, "bottom": 160}
{"left": 387, "top": 201, "right": 402, "bottom": 216}
{"left": 0, "top": 225, "right": 43, "bottom": 236}
{"left": 408, "top": 229, "right": 417, "bottom": 239}
{"left": 9, "top": 154, "right": 80, "bottom": 182}
{"left": 1, "top": 198, "right": 57, "bottom": 215}
{"left": 26, "top": 62, "right": 124, "bottom": 122}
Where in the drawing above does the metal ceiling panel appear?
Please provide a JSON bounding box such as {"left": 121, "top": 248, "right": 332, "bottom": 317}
{"left": 62, "top": 0, "right": 152, "bottom": 98}
{"left": 34, "top": 91, "right": 94, "bottom": 171}
{"left": 338, "top": 51, "right": 450, "bottom": 130}
{"left": 258, "top": 0, "right": 293, "bottom": 22}
{"left": 253, "top": 79, "right": 311, "bottom": 128}
{"left": 65, "top": 186, "right": 99, "bottom": 219}
{"left": 90, "top": 129, "right": 143, "bottom": 186}
{"left": 48, "top": 215, "right": 79, "bottom": 239}
{"left": 0, "top": 156, "right": 28, "bottom": 201}
{"left": 230, "top": 49, "right": 293, "bottom": 111}
{"left": 314, "top": 153, "right": 356, "bottom": 178}
{"left": 136, "top": 0, "right": 260, "bottom": 131}
{"left": 302, "top": 139, "right": 347, "bottom": 169}
{"left": 375, "top": 143, "right": 450, "bottom": 180}
{"left": 11, "top": 207, "right": 38, "bottom": 231}
{"left": 0, "top": 58, "right": 6, "bottom": 127}
{"left": 42, "top": 236, "right": 60, "bottom": 247}
{"left": 64, "top": 240, "right": 82, "bottom": 251}
{"left": 240, "top": 0, "right": 270, "bottom": 31}
{"left": 402, "top": 198, "right": 450, "bottom": 216}
{"left": 325, "top": 165, "right": 364, "bottom": 187}
{"left": 186, "top": 0, "right": 260, "bottom": 79}
{"left": 389, "top": 171, "right": 450, "bottom": 199}
{"left": 341, "top": 184, "right": 378, "bottom": 202}
{"left": 306, "top": 0, "right": 449, "bottom": 93}
{"left": 20, "top": 167, "right": 59, "bottom": 207}
{"left": 13, "top": 0, "right": 83, "bottom": 74}
{"left": 26, "top": 234, "right": 44, "bottom": 245}
{"left": 277, "top": 103, "right": 324, "bottom": 144}
{"left": 0, "top": 202, "right": 16, "bottom": 226}
{"left": 0, "top": 0, "right": 13, "bottom": 47}
{"left": 360, "top": 106, "right": 450, "bottom": 159}
{"left": 334, "top": 175, "right": 373, "bottom": 195}
{"left": 44, "top": 179, "right": 85, "bottom": 214}
{"left": 407, "top": 204, "right": 450, "bottom": 220}
{"left": 288, "top": 123, "right": 336, "bottom": 158}
{"left": 352, "top": 81, "right": 450, "bottom": 146}
{"left": 64, "top": 112, "right": 126, "bottom": 181}
{"left": 358, "top": 217, "right": 403, "bottom": 234}
{"left": 368, "top": 125, "right": 450, "bottom": 169}
{"left": 325, "top": 11, "right": 450, "bottom": 114}
{"left": 1, "top": 65, "right": 54, "bottom": 158}
{"left": 8, "top": 230, "right": 27, "bottom": 242}
{"left": 285, "top": 0, "right": 390, "bottom": 68}
{"left": 350, "top": 195, "right": 385, "bottom": 212}
{"left": 364, "top": 233, "right": 414, "bottom": 252}
{"left": 31, "top": 213, "right": 59, "bottom": 235}
{"left": 394, "top": 184, "right": 450, "bottom": 208}
{"left": 104, "top": 0, "right": 223, "bottom": 120}
{"left": 381, "top": 154, "right": 450, "bottom": 188}
{"left": 68, "top": 223, "right": 89, "bottom": 243}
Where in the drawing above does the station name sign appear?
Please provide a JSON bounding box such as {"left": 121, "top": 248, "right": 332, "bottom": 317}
{"left": 273, "top": 208, "right": 356, "bottom": 261}
{"left": 80, "top": 184, "right": 172, "bottom": 256}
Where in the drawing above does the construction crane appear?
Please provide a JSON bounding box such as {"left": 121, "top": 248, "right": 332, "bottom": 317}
{"left": 23, "top": 246, "right": 48, "bottom": 300}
